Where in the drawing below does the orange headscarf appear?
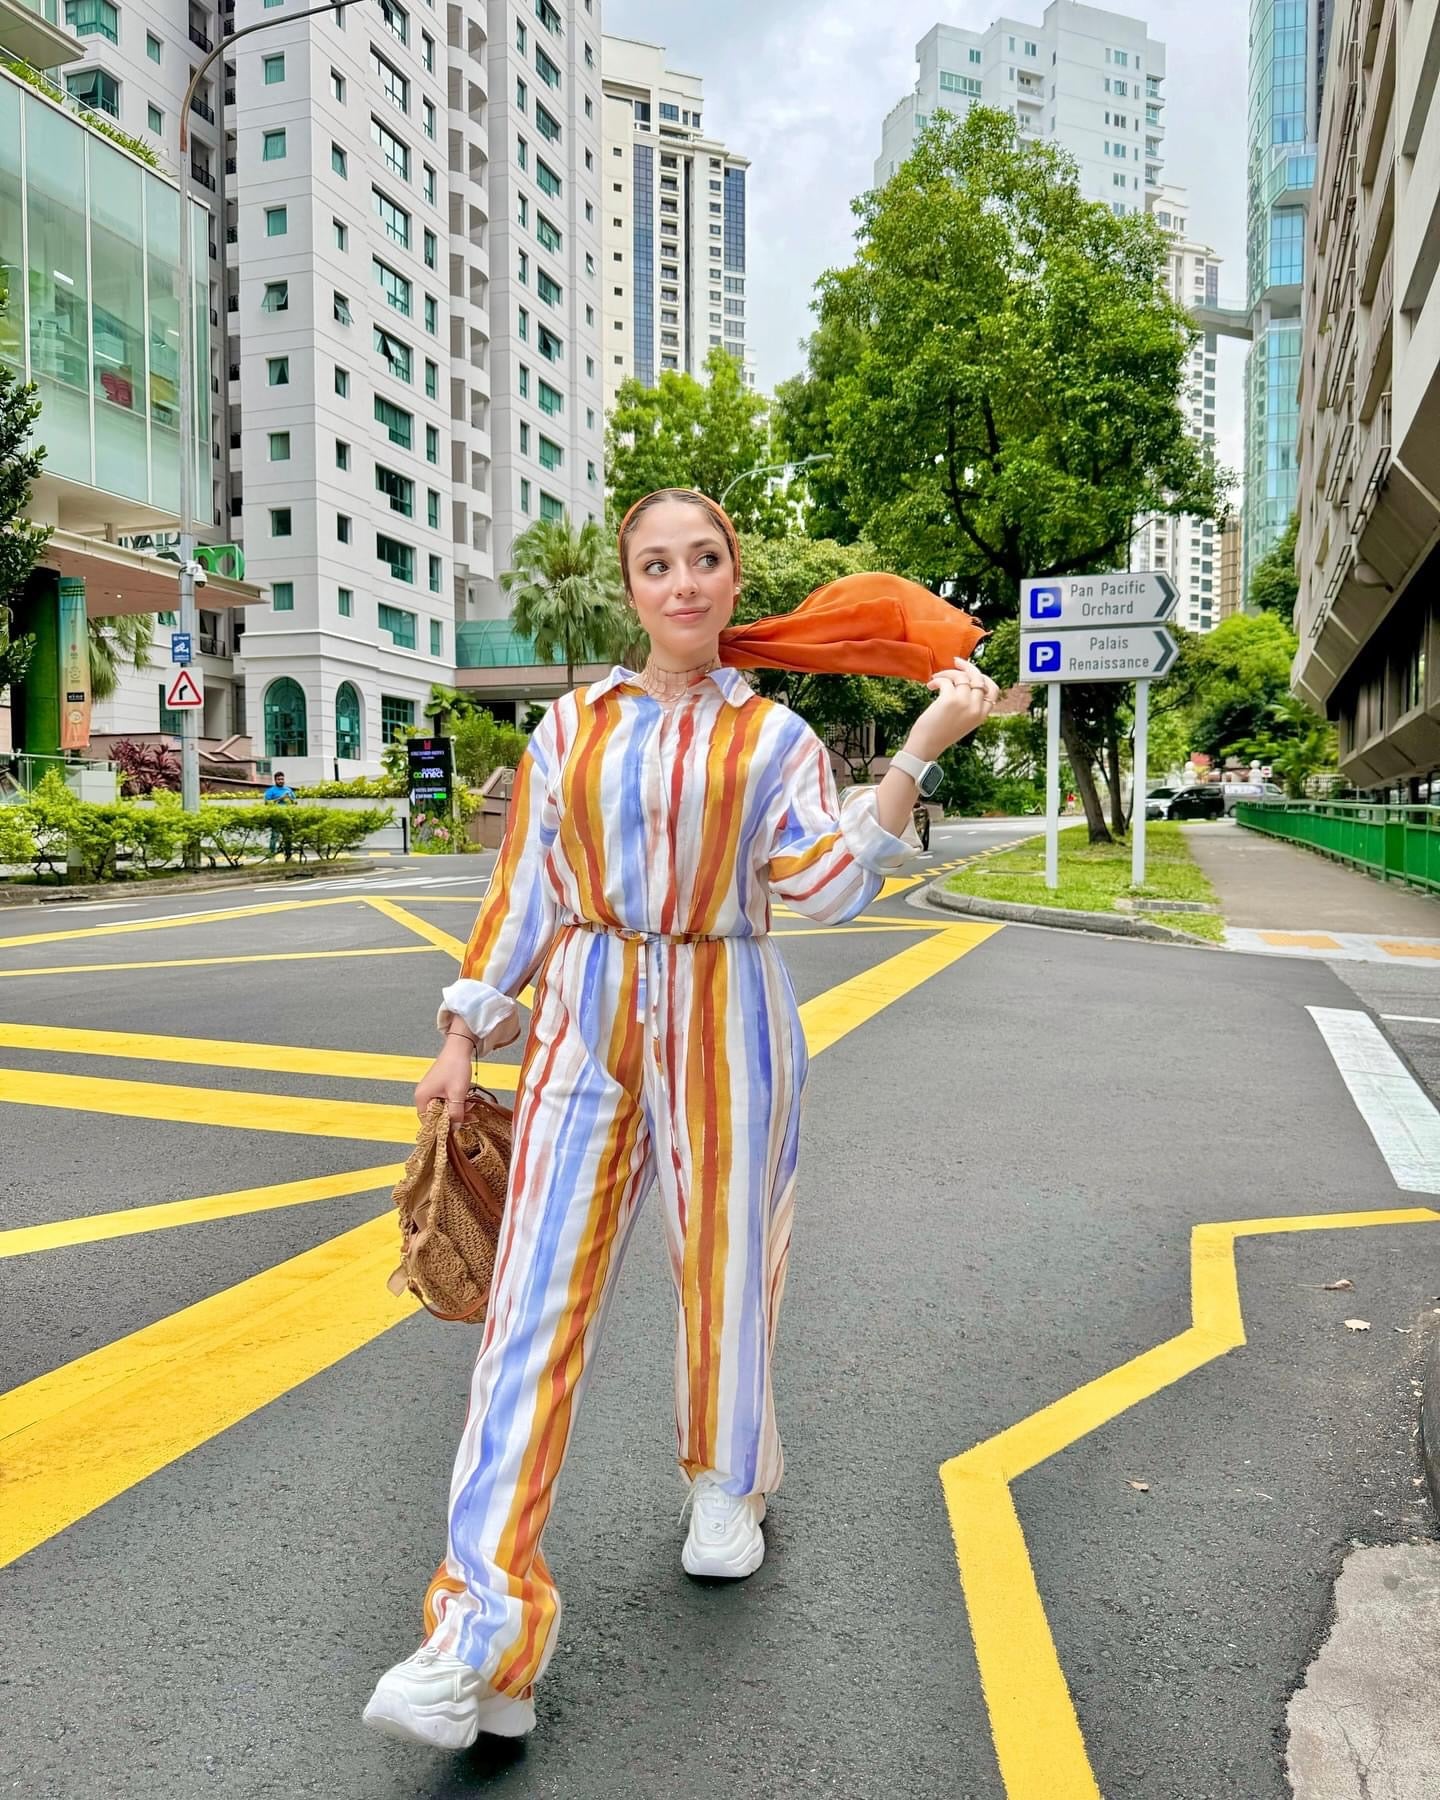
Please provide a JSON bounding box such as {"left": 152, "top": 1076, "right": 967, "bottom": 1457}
{"left": 617, "top": 490, "right": 985, "bottom": 683}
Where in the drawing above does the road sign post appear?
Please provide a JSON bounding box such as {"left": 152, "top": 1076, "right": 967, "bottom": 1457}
{"left": 1021, "top": 572, "right": 1179, "bottom": 892}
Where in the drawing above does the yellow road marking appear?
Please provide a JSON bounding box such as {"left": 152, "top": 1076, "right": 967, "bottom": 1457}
{"left": 0, "top": 1021, "right": 516, "bottom": 1090}
{"left": 1258, "top": 931, "right": 1342, "bottom": 950}
{"left": 0, "top": 1165, "right": 405, "bottom": 1259}
{"left": 362, "top": 896, "right": 468, "bottom": 959}
{"left": 0, "top": 946, "right": 439, "bottom": 980}
{"left": 941, "top": 1207, "right": 1440, "bottom": 1799}
{"left": 0, "top": 1215, "right": 418, "bottom": 1569}
{"left": 2, "top": 923, "right": 1003, "bottom": 1566}
{"left": 1379, "top": 940, "right": 1440, "bottom": 960}
{"left": 0, "top": 895, "right": 358, "bottom": 953}
{"left": 799, "top": 921, "right": 1003, "bottom": 1056}
{"left": 877, "top": 873, "right": 926, "bottom": 900}
{"left": 0, "top": 1067, "right": 436, "bottom": 1141}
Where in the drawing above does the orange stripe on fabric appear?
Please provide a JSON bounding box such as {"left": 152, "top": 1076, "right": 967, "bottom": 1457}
{"left": 460, "top": 747, "right": 538, "bottom": 980}
{"left": 690, "top": 704, "right": 765, "bottom": 934}
{"left": 494, "top": 947, "right": 647, "bottom": 1691}
{"left": 767, "top": 827, "right": 845, "bottom": 883}
{"left": 682, "top": 941, "right": 733, "bottom": 1473}
{"left": 560, "top": 696, "right": 615, "bottom": 926}
{"left": 660, "top": 707, "right": 697, "bottom": 938}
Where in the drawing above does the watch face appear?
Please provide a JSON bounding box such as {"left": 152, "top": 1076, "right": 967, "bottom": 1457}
{"left": 918, "top": 761, "right": 945, "bottom": 799}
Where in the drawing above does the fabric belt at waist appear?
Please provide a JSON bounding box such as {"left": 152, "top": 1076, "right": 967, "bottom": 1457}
{"left": 565, "top": 919, "right": 763, "bottom": 946}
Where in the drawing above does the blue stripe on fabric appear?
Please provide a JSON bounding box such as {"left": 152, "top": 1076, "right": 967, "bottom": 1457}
{"left": 453, "top": 930, "right": 614, "bottom": 1668}
{"left": 617, "top": 705, "right": 656, "bottom": 925}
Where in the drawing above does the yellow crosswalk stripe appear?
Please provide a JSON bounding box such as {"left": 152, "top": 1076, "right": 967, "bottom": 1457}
{"left": 0, "top": 946, "right": 439, "bottom": 980}
{"left": 362, "top": 897, "right": 467, "bottom": 959}
{"left": 0, "top": 895, "right": 356, "bottom": 953}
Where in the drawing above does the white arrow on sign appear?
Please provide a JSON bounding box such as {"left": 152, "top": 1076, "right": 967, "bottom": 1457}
{"left": 165, "top": 667, "right": 205, "bottom": 709}
{"left": 1022, "top": 571, "right": 1178, "bottom": 629}
{"left": 1020, "top": 626, "right": 1178, "bottom": 684}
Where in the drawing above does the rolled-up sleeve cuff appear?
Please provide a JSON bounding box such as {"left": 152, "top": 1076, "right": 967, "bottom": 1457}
{"left": 437, "top": 977, "right": 519, "bottom": 1045}
{"left": 839, "top": 785, "right": 921, "bottom": 875}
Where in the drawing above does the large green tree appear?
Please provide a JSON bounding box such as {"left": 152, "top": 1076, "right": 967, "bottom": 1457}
{"left": 814, "top": 107, "right": 1228, "bottom": 839}
{"left": 0, "top": 368, "right": 51, "bottom": 694}
{"left": 500, "top": 514, "right": 625, "bottom": 689}
{"left": 606, "top": 348, "right": 788, "bottom": 534}
{"left": 1247, "top": 512, "right": 1299, "bottom": 628}
{"left": 771, "top": 313, "right": 867, "bottom": 543}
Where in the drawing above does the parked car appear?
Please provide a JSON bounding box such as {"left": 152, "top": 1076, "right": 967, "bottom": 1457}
{"left": 1145, "top": 786, "right": 1181, "bottom": 820}
{"left": 1168, "top": 785, "right": 1226, "bottom": 821}
{"left": 1219, "top": 780, "right": 1287, "bottom": 814}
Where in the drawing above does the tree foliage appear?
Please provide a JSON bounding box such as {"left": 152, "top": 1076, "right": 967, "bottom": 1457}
{"left": 500, "top": 514, "right": 625, "bottom": 688}
{"left": 0, "top": 367, "right": 50, "bottom": 693}
{"left": 1247, "top": 512, "right": 1298, "bottom": 629}
{"left": 771, "top": 313, "right": 867, "bottom": 543}
{"left": 87, "top": 613, "right": 152, "bottom": 701}
{"left": 605, "top": 348, "right": 788, "bottom": 534}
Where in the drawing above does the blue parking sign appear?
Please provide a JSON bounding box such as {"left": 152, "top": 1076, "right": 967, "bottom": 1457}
{"left": 170, "top": 632, "right": 193, "bottom": 665}
{"left": 1028, "top": 586, "right": 1063, "bottom": 621}
{"left": 1026, "top": 639, "right": 1062, "bottom": 675}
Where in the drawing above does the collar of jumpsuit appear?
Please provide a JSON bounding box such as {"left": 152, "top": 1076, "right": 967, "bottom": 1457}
{"left": 582, "top": 664, "right": 754, "bottom": 709}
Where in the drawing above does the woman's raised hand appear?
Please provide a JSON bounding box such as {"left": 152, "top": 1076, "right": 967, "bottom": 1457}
{"left": 912, "top": 658, "right": 1002, "bottom": 755}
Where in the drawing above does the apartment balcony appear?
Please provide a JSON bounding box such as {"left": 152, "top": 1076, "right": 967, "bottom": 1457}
{"left": 1359, "top": 250, "right": 1395, "bottom": 414}
{"left": 0, "top": 0, "right": 83, "bottom": 67}
{"left": 1353, "top": 391, "right": 1392, "bottom": 531}
{"left": 190, "top": 159, "right": 216, "bottom": 192}
{"left": 189, "top": 22, "right": 212, "bottom": 51}
{"left": 1358, "top": 136, "right": 1395, "bottom": 300}
{"left": 190, "top": 93, "right": 215, "bottom": 124}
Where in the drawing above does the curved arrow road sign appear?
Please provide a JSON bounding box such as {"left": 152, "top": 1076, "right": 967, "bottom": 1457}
{"left": 1021, "top": 626, "right": 1178, "bottom": 683}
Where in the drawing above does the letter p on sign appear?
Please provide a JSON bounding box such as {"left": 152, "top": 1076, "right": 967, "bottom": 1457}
{"left": 1027, "top": 639, "right": 1061, "bottom": 675}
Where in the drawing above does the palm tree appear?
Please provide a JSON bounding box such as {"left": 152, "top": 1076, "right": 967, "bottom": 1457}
{"left": 87, "top": 614, "right": 152, "bottom": 702}
{"left": 425, "top": 682, "right": 469, "bottom": 733}
{"left": 500, "top": 515, "right": 625, "bottom": 689}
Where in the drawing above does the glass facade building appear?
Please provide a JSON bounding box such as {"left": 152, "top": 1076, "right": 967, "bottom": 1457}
{"left": 0, "top": 67, "right": 209, "bottom": 516}
{"left": 632, "top": 141, "right": 654, "bottom": 387}
{"left": 1242, "top": 1, "right": 1323, "bottom": 598}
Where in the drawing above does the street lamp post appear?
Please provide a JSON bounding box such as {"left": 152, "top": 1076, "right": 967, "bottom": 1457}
{"left": 175, "top": 0, "right": 363, "bottom": 811}
{"left": 717, "top": 453, "right": 834, "bottom": 508}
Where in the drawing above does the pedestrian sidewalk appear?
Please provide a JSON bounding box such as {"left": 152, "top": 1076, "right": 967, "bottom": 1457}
{"left": 1182, "top": 822, "right": 1440, "bottom": 962}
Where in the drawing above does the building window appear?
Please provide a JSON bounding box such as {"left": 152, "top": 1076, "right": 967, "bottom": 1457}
{"left": 430, "top": 616, "right": 443, "bottom": 653}
{"left": 537, "top": 324, "right": 562, "bottom": 363}
{"left": 270, "top": 507, "right": 292, "bottom": 536}
{"left": 335, "top": 366, "right": 350, "bottom": 397}
{"left": 422, "top": 97, "right": 436, "bottom": 140}
{"left": 262, "top": 128, "right": 287, "bottom": 161}
{"left": 374, "top": 326, "right": 413, "bottom": 381}
{"left": 535, "top": 45, "right": 560, "bottom": 88}
{"left": 377, "top": 536, "right": 417, "bottom": 586}
{"left": 535, "top": 102, "right": 560, "bottom": 143}
{"left": 264, "top": 679, "right": 308, "bottom": 759}
{"left": 424, "top": 228, "right": 437, "bottom": 269}
{"left": 517, "top": 133, "right": 528, "bottom": 170}
{"left": 425, "top": 424, "right": 439, "bottom": 464}
{"left": 263, "top": 52, "right": 285, "bottom": 84}
{"left": 146, "top": 31, "right": 161, "bottom": 61}
{"left": 147, "top": 104, "right": 164, "bottom": 134}
{"left": 537, "top": 269, "right": 562, "bottom": 305}
{"left": 428, "top": 488, "right": 440, "bottom": 528}
{"left": 425, "top": 359, "right": 438, "bottom": 399}
{"left": 429, "top": 556, "right": 442, "bottom": 596}
{"left": 336, "top": 439, "right": 351, "bottom": 469}
{"left": 261, "top": 281, "right": 290, "bottom": 316}
{"left": 536, "top": 158, "right": 561, "bottom": 198}
{"left": 375, "top": 463, "right": 415, "bottom": 516}
{"left": 373, "top": 187, "right": 412, "bottom": 248}
{"left": 516, "top": 17, "right": 526, "bottom": 50}
{"left": 334, "top": 292, "right": 352, "bottom": 324}
{"left": 267, "top": 356, "right": 289, "bottom": 386}
{"left": 520, "top": 477, "right": 531, "bottom": 513}
{"left": 265, "top": 206, "right": 288, "bottom": 238}
{"left": 518, "top": 364, "right": 530, "bottom": 398}
{"left": 423, "top": 164, "right": 437, "bottom": 204}
{"left": 337, "top": 513, "right": 353, "bottom": 544}
{"left": 338, "top": 587, "right": 354, "bottom": 617}
{"left": 424, "top": 295, "right": 438, "bottom": 334}
{"left": 538, "top": 379, "right": 562, "bottom": 416}
{"left": 268, "top": 430, "right": 291, "bottom": 461}
{"left": 331, "top": 67, "right": 346, "bottom": 101}
{"left": 371, "top": 118, "right": 409, "bottom": 180}
{"left": 537, "top": 213, "right": 562, "bottom": 253}
{"left": 336, "top": 683, "right": 362, "bottom": 758}
{"left": 539, "top": 491, "right": 564, "bottom": 524}
{"left": 380, "top": 696, "right": 415, "bottom": 742}
{"left": 379, "top": 0, "right": 408, "bottom": 44}
{"left": 538, "top": 435, "right": 562, "bottom": 471}
{"left": 422, "top": 30, "right": 435, "bottom": 71}
{"left": 374, "top": 257, "right": 413, "bottom": 316}
{"left": 271, "top": 580, "right": 294, "bottom": 610}
{"left": 331, "top": 142, "right": 348, "bottom": 177}
{"left": 536, "top": 0, "right": 560, "bottom": 32}
{"left": 374, "top": 397, "right": 414, "bottom": 448}
{"left": 519, "top": 421, "right": 531, "bottom": 455}
{"left": 371, "top": 47, "right": 410, "bottom": 114}
{"left": 65, "top": 0, "right": 118, "bottom": 41}
{"left": 518, "top": 305, "right": 529, "bottom": 341}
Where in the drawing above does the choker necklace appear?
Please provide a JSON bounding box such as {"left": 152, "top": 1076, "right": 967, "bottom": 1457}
{"left": 637, "top": 655, "right": 720, "bottom": 703}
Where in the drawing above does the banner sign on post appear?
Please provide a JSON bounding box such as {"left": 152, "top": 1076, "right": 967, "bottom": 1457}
{"left": 1021, "top": 626, "right": 1177, "bottom": 684}
{"left": 170, "top": 632, "right": 193, "bottom": 665}
{"left": 407, "top": 737, "right": 454, "bottom": 812}
{"left": 58, "top": 578, "right": 92, "bottom": 751}
{"left": 1022, "top": 572, "right": 1177, "bottom": 629}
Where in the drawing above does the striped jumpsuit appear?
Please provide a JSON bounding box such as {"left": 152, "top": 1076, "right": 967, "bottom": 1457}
{"left": 422, "top": 664, "right": 911, "bottom": 1695}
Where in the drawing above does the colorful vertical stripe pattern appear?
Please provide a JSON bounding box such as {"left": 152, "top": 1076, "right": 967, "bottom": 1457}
{"left": 424, "top": 669, "right": 912, "bottom": 1692}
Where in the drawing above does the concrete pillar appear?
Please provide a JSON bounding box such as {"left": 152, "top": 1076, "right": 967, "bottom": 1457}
{"left": 9, "top": 569, "right": 61, "bottom": 775}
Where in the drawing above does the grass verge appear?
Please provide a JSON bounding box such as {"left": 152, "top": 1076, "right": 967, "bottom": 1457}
{"left": 945, "top": 822, "right": 1226, "bottom": 942}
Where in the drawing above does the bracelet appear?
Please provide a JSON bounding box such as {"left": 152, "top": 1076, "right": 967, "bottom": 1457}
{"left": 445, "top": 1022, "right": 480, "bottom": 1049}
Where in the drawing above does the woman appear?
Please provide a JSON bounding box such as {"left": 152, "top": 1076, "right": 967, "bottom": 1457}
{"left": 364, "top": 489, "right": 998, "bottom": 1750}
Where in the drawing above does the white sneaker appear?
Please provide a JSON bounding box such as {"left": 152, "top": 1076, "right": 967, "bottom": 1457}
{"left": 681, "top": 1473, "right": 767, "bottom": 1579}
{"left": 362, "top": 1647, "right": 535, "bottom": 1750}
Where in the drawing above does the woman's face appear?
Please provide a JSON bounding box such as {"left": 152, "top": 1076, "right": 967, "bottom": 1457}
{"left": 624, "top": 498, "right": 738, "bottom": 667}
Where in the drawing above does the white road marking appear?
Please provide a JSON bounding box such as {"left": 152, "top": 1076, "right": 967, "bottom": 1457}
{"left": 1309, "top": 1007, "right": 1440, "bottom": 1193}
{"left": 1381, "top": 1015, "right": 1440, "bottom": 1027}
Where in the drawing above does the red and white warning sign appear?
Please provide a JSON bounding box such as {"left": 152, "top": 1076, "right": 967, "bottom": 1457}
{"left": 165, "top": 667, "right": 205, "bottom": 710}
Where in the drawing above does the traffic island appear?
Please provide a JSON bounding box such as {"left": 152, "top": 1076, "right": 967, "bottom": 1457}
{"left": 928, "top": 823, "right": 1226, "bottom": 943}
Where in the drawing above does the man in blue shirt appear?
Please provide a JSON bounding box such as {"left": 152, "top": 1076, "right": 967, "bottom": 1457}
{"left": 263, "top": 770, "right": 296, "bottom": 857}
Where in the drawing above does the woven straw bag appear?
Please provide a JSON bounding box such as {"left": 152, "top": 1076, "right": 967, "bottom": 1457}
{"left": 387, "top": 1089, "right": 513, "bottom": 1323}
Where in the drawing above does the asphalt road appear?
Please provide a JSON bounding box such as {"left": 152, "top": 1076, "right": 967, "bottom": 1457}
{"left": 2, "top": 821, "right": 1435, "bottom": 1800}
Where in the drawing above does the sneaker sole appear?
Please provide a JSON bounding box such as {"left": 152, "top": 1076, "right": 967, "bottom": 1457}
{"left": 681, "top": 1528, "right": 766, "bottom": 1580}
{"left": 362, "top": 1688, "right": 535, "bottom": 1749}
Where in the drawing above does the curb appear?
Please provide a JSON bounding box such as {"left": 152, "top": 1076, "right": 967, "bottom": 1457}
{"left": 0, "top": 859, "right": 378, "bottom": 907}
{"left": 1424, "top": 1326, "right": 1440, "bottom": 1517}
{"left": 922, "top": 877, "right": 1217, "bottom": 945}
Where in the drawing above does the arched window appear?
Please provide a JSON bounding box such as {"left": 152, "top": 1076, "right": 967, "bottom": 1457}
{"left": 263, "top": 677, "right": 308, "bottom": 759}
{"left": 335, "top": 682, "right": 362, "bottom": 761}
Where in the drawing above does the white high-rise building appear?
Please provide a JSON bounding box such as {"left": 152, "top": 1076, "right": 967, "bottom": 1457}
{"left": 53, "top": 0, "right": 604, "bottom": 778}
{"left": 600, "top": 35, "right": 750, "bottom": 409}
{"left": 875, "top": 0, "right": 1167, "bottom": 221}
{"left": 1131, "top": 188, "right": 1222, "bottom": 634}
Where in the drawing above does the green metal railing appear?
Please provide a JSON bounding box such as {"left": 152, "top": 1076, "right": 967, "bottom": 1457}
{"left": 1234, "top": 800, "right": 1440, "bottom": 894}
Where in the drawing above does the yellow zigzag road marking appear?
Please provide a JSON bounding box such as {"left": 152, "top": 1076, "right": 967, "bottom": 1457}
{"left": 0, "top": 1165, "right": 405, "bottom": 1259}
{"left": 942, "top": 1207, "right": 1440, "bottom": 1800}
{"left": 0, "top": 923, "right": 1004, "bottom": 1568}
{"left": 0, "top": 1215, "right": 418, "bottom": 1568}
{"left": 0, "top": 945, "right": 440, "bottom": 980}
{"left": 362, "top": 896, "right": 468, "bottom": 959}
{"left": 0, "top": 895, "right": 357, "bottom": 952}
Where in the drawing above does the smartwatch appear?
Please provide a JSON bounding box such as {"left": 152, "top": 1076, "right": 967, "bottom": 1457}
{"left": 889, "top": 749, "right": 945, "bottom": 798}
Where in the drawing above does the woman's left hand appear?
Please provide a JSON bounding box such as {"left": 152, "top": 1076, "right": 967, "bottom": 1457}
{"left": 912, "top": 658, "right": 1002, "bottom": 755}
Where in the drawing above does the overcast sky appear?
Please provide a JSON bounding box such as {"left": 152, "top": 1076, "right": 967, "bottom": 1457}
{"left": 605, "top": 0, "right": 1252, "bottom": 483}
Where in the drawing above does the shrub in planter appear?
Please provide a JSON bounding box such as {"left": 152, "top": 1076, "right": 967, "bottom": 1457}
{"left": 0, "top": 806, "right": 36, "bottom": 870}
{"left": 113, "top": 740, "right": 181, "bottom": 796}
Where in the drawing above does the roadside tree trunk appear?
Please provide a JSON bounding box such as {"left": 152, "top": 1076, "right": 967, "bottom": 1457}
{"left": 1059, "top": 690, "right": 1112, "bottom": 845}
{"left": 1104, "top": 718, "right": 1127, "bottom": 838}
